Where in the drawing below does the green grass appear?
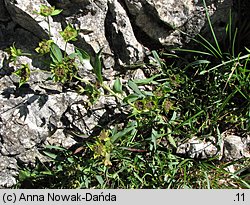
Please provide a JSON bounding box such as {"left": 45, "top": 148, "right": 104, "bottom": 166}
{"left": 11, "top": 2, "right": 250, "bottom": 189}
{"left": 15, "top": 45, "right": 250, "bottom": 188}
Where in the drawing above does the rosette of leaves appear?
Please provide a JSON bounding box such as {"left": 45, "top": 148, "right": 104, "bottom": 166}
{"left": 88, "top": 130, "right": 113, "bottom": 166}
{"left": 37, "top": 5, "right": 62, "bottom": 17}
{"left": 6, "top": 43, "right": 31, "bottom": 65}
{"left": 35, "top": 39, "right": 54, "bottom": 55}
{"left": 50, "top": 43, "right": 77, "bottom": 83}
{"left": 134, "top": 98, "right": 157, "bottom": 112}
{"left": 36, "top": 5, "right": 62, "bottom": 36}
{"left": 59, "top": 24, "right": 78, "bottom": 43}
{"left": 14, "top": 64, "right": 30, "bottom": 87}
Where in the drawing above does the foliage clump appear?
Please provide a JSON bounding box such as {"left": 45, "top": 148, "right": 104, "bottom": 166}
{"left": 6, "top": 3, "right": 249, "bottom": 189}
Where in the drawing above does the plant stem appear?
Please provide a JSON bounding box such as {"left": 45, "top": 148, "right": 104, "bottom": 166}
{"left": 74, "top": 75, "right": 128, "bottom": 103}
{"left": 47, "top": 16, "right": 51, "bottom": 37}
{"left": 101, "top": 83, "right": 123, "bottom": 101}
{"left": 64, "top": 42, "right": 68, "bottom": 58}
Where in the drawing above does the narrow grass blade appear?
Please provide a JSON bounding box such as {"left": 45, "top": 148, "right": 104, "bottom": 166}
{"left": 173, "top": 48, "right": 213, "bottom": 56}
{"left": 43, "top": 151, "right": 57, "bottom": 159}
{"left": 111, "top": 124, "right": 136, "bottom": 143}
{"left": 202, "top": 0, "right": 222, "bottom": 57}
{"left": 133, "top": 74, "right": 161, "bottom": 85}
{"left": 200, "top": 53, "right": 250, "bottom": 74}
{"left": 152, "top": 50, "right": 164, "bottom": 68}
{"left": 175, "top": 110, "right": 204, "bottom": 130}
{"left": 45, "top": 145, "right": 67, "bottom": 151}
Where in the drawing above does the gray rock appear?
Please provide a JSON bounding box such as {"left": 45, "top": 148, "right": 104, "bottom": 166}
{"left": 124, "top": 0, "right": 232, "bottom": 46}
{"left": 222, "top": 132, "right": 250, "bottom": 161}
{"left": 4, "top": 0, "right": 50, "bottom": 40}
{"left": 0, "top": 47, "right": 122, "bottom": 187}
{"left": 176, "top": 131, "right": 250, "bottom": 161}
{"left": 106, "top": 0, "right": 145, "bottom": 65}
{"left": 0, "top": 156, "right": 17, "bottom": 188}
{"left": 176, "top": 137, "right": 218, "bottom": 159}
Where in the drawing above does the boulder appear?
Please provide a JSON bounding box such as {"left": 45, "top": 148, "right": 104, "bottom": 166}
{"left": 124, "top": 0, "right": 232, "bottom": 47}
{"left": 176, "top": 131, "right": 250, "bottom": 162}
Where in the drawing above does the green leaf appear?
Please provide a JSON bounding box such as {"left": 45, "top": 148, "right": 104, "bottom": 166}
{"left": 185, "top": 60, "right": 211, "bottom": 69}
{"left": 45, "top": 145, "right": 67, "bottom": 151}
{"left": 50, "top": 9, "right": 63, "bottom": 16}
{"left": 123, "top": 94, "right": 140, "bottom": 103}
{"left": 75, "top": 48, "right": 90, "bottom": 62}
{"left": 93, "top": 48, "right": 103, "bottom": 84}
{"left": 14, "top": 63, "right": 31, "bottom": 87}
{"left": 113, "top": 78, "right": 123, "bottom": 93}
{"left": 173, "top": 48, "right": 213, "bottom": 56}
{"left": 75, "top": 48, "right": 93, "bottom": 70}
{"left": 111, "top": 123, "right": 136, "bottom": 143}
{"left": 50, "top": 43, "right": 63, "bottom": 63}
{"left": 133, "top": 74, "right": 161, "bottom": 85}
{"left": 167, "top": 134, "right": 177, "bottom": 148}
{"left": 128, "top": 80, "right": 143, "bottom": 96}
{"left": 151, "top": 129, "right": 158, "bottom": 151}
{"left": 68, "top": 53, "right": 78, "bottom": 59}
{"left": 95, "top": 175, "right": 104, "bottom": 186}
{"left": 19, "top": 170, "right": 31, "bottom": 181}
{"left": 152, "top": 50, "right": 163, "bottom": 67}
{"left": 202, "top": 0, "right": 222, "bottom": 57}
{"left": 167, "top": 128, "right": 176, "bottom": 148}
{"left": 43, "top": 151, "right": 57, "bottom": 159}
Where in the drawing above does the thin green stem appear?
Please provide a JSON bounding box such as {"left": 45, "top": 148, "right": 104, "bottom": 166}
{"left": 101, "top": 83, "right": 123, "bottom": 101}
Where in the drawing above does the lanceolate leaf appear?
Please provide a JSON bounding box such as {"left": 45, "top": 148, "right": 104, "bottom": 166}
{"left": 43, "top": 151, "right": 57, "bottom": 159}
{"left": 50, "top": 43, "right": 63, "bottom": 63}
{"left": 133, "top": 74, "right": 161, "bottom": 85}
{"left": 166, "top": 128, "right": 176, "bottom": 148}
{"left": 111, "top": 122, "right": 137, "bottom": 143}
{"left": 93, "top": 48, "right": 103, "bottom": 84}
{"left": 75, "top": 48, "right": 90, "bottom": 62}
{"left": 50, "top": 9, "right": 63, "bottom": 16}
{"left": 152, "top": 50, "right": 163, "bottom": 67}
{"left": 128, "top": 80, "right": 143, "bottom": 96}
{"left": 75, "top": 48, "right": 93, "bottom": 70}
{"left": 113, "top": 78, "right": 122, "bottom": 93}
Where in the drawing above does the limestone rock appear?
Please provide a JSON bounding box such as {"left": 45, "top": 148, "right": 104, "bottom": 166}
{"left": 3, "top": 0, "right": 145, "bottom": 67}
{"left": 124, "top": 0, "right": 232, "bottom": 47}
{"left": 176, "top": 137, "right": 218, "bottom": 159}
{"left": 0, "top": 157, "right": 17, "bottom": 188}
{"left": 105, "top": 0, "right": 145, "bottom": 65}
{"left": 222, "top": 132, "right": 250, "bottom": 161}
{"left": 176, "top": 131, "right": 250, "bottom": 161}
